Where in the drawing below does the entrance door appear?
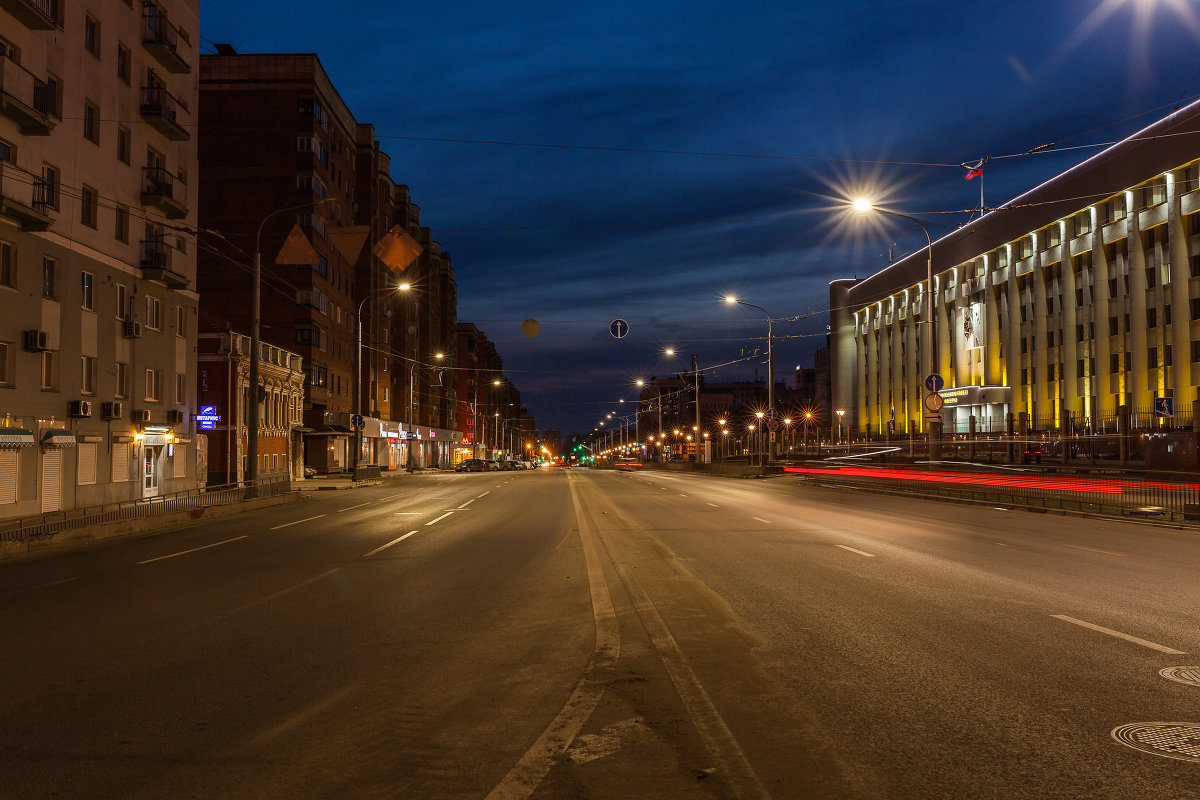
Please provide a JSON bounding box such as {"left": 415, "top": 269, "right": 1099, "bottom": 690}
{"left": 143, "top": 445, "right": 161, "bottom": 497}
{"left": 40, "top": 449, "right": 62, "bottom": 512}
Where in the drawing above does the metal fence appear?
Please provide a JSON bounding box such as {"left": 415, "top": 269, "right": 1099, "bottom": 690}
{"left": 0, "top": 477, "right": 293, "bottom": 544}
{"left": 787, "top": 465, "right": 1200, "bottom": 524}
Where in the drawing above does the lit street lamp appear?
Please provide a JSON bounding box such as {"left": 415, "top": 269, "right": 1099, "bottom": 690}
{"left": 724, "top": 296, "right": 778, "bottom": 461}
{"left": 852, "top": 199, "right": 940, "bottom": 460}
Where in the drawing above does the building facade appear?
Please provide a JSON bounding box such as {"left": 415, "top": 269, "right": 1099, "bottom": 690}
{"left": 831, "top": 100, "right": 1200, "bottom": 443}
{"left": 0, "top": 0, "right": 201, "bottom": 517}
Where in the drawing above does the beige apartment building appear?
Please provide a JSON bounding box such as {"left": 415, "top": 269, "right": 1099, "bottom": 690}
{"left": 0, "top": 0, "right": 200, "bottom": 518}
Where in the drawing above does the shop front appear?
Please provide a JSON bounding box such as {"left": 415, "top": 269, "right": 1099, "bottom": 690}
{"left": 938, "top": 386, "right": 1011, "bottom": 434}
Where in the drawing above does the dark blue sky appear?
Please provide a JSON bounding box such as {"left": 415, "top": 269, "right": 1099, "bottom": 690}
{"left": 202, "top": 0, "right": 1200, "bottom": 435}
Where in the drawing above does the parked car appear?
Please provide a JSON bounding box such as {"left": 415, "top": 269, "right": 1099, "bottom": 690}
{"left": 455, "top": 459, "right": 488, "bottom": 472}
{"left": 484, "top": 459, "right": 502, "bottom": 471}
{"left": 508, "top": 460, "right": 525, "bottom": 470}
{"left": 303, "top": 465, "right": 317, "bottom": 478}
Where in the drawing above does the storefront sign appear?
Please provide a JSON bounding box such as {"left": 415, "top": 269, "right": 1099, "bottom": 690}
{"left": 195, "top": 406, "right": 221, "bottom": 430}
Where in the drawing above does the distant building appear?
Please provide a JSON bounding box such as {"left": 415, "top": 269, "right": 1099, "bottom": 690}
{"left": 454, "top": 322, "right": 501, "bottom": 459}
{"left": 0, "top": 0, "right": 201, "bottom": 518}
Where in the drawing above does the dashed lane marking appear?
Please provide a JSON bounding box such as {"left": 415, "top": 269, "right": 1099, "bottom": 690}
{"left": 337, "top": 501, "right": 371, "bottom": 513}
{"left": 751, "top": 516, "right": 771, "bottom": 524}
{"left": 269, "top": 514, "right": 326, "bottom": 530}
{"left": 1051, "top": 615, "right": 1187, "bottom": 654}
{"left": 1065, "top": 543, "right": 1127, "bottom": 557}
{"left": 139, "top": 536, "right": 248, "bottom": 564}
{"left": 835, "top": 544, "right": 877, "bottom": 558}
{"left": 363, "top": 531, "right": 420, "bottom": 558}
{"left": 426, "top": 512, "right": 455, "bottom": 526}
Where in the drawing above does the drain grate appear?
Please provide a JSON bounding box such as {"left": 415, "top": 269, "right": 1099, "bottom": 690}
{"left": 1112, "top": 723, "right": 1200, "bottom": 762}
{"left": 1160, "top": 667, "right": 1200, "bottom": 688}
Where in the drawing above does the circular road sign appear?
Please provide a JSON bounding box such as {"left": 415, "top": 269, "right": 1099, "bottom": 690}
{"left": 351, "top": 413, "right": 365, "bottom": 429}
{"left": 924, "top": 373, "right": 945, "bottom": 392}
{"left": 610, "top": 319, "right": 630, "bottom": 339}
{"left": 923, "top": 393, "right": 944, "bottom": 412}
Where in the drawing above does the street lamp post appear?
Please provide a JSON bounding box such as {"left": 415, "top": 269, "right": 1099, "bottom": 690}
{"left": 354, "top": 282, "right": 410, "bottom": 473}
{"left": 853, "top": 200, "right": 940, "bottom": 460}
{"left": 724, "top": 297, "right": 776, "bottom": 461}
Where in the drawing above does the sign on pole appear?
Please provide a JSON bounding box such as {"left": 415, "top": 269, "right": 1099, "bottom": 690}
{"left": 1154, "top": 397, "right": 1174, "bottom": 417}
{"left": 351, "top": 413, "right": 365, "bottom": 429}
{"left": 609, "top": 319, "right": 629, "bottom": 339}
{"left": 924, "top": 373, "right": 945, "bottom": 392}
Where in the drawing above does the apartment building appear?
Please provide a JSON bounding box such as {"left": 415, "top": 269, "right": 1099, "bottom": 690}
{"left": 830, "top": 97, "right": 1200, "bottom": 442}
{"left": 454, "top": 322, "right": 501, "bottom": 459}
{"left": 0, "top": 0, "right": 200, "bottom": 517}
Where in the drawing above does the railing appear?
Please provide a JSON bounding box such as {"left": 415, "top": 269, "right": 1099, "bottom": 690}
{"left": 142, "top": 10, "right": 179, "bottom": 53}
{"left": 142, "top": 165, "right": 174, "bottom": 199}
{"left": 0, "top": 477, "right": 293, "bottom": 543}
{"left": 140, "top": 238, "right": 172, "bottom": 270}
{"left": 140, "top": 84, "right": 180, "bottom": 123}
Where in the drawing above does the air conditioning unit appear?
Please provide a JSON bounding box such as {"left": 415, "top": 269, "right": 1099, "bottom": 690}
{"left": 23, "top": 329, "right": 49, "bottom": 351}
{"left": 166, "top": 409, "right": 184, "bottom": 424}
{"left": 131, "top": 409, "right": 151, "bottom": 424}
{"left": 122, "top": 321, "right": 142, "bottom": 339}
{"left": 101, "top": 401, "right": 123, "bottom": 419}
{"left": 69, "top": 400, "right": 93, "bottom": 418}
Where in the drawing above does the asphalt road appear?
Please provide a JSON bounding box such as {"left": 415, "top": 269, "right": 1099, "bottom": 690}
{"left": 2, "top": 467, "right": 1198, "bottom": 799}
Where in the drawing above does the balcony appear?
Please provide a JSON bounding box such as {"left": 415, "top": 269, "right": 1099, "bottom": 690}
{"left": 139, "top": 239, "right": 189, "bottom": 289}
{"left": 141, "top": 11, "right": 190, "bottom": 74}
{"left": 0, "top": 57, "right": 54, "bottom": 134}
{"left": 139, "top": 85, "right": 189, "bottom": 141}
{"left": 0, "top": 0, "right": 61, "bottom": 29}
{"left": 0, "top": 163, "right": 52, "bottom": 231}
{"left": 140, "top": 166, "right": 187, "bottom": 219}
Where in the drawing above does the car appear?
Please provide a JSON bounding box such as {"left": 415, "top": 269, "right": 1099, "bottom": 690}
{"left": 303, "top": 465, "right": 317, "bottom": 478}
{"left": 484, "top": 459, "right": 502, "bottom": 471}
{"left": 507, "top": 460, "right": 524, "bottom": 470}
{"left": 455, "top": 458, "right": 488, "bottom": 472}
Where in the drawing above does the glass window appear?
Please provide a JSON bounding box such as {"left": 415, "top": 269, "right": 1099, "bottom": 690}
{"left": 116, "top": 283, "right": 128, "bottom": 319}
{"left": 175, "top": 305, "right": 185, "bottom": 336}
{"left": 116, "top": 362, "right": 128, "bottom": 398}
{"left": 0, "top": 341, "right": 9, "bottom": 385}
{"left": 175, "top": 373, "right": 185, "bottom": 404}
{"left": 83, "top": 103, "right": 100, "bottom": 144}
{"left": 81, "top": 271, "right": 93, "bottom": 310}
{"left": 115, "top": 205, "right": 129, "bottom": 243}
{"left": 116, "top": 126, "right": 130, "bottom": 164}
{"left": 0, "top": 240, "right": 14, "bottom": 288}
{"left": 40, "top": 351, "right": 54, "bottom": 390}
{"left": 146, "top": 295, "right": 161, "bottom": 329}
{"left": 81, "top": 355, "right": 95, "bottom": 394}
{"left": 0, "top": 137, "right": 14, "bottom": 163}
{"left": 41, "top": 256, "right": 56, "bottom": 300}
{"left": 145, "top": 369, "right": 162, "bottom": 402}
{"left": 84, "top": 15, "right": 101, "bottom": 57}
{"left": 116, "top": 43, "right": 130, "bottom": 83}
{"left": 81, "top": 185, "right": 98, "bottom": 228}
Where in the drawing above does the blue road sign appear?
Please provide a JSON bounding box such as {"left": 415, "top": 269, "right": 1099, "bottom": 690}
{"left": 194, "top": 405, "right": 220, "bottom": 430}
{"left": 351, "top": 413, "right": 365, "bottom": 429}
{"left": 609, "top": 319, "right": 629, "bottom": 339}
{"left": 924, "top": 373, "right": 945, "bottom": 392}
{"left": 1154, "top": 397, "right": 1174, "bottom": 417}
{"left": 764, "top": 408, "right": 779, "bottom": 419}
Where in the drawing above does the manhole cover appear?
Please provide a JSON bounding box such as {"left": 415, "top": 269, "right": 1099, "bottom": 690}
{"left": 1161, "top": 667, "right": 1200, "bottom": 688}
{"left": 1112, "top": 723, "right": 1200, "bottom": 762}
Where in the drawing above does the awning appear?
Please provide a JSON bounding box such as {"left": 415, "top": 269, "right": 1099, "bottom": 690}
{"left": 0, "top": 427, "right": 35, "bottom": 447}
{"left": 40, "top": 430, "right": 76, "bottom": 447}
{"left": 305, "top": 425, "right": 351, "bottom": 437}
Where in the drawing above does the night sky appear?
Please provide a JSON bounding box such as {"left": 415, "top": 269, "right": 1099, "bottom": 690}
{"left": 201, "top": 0, "right": 1200, "bottom": 436}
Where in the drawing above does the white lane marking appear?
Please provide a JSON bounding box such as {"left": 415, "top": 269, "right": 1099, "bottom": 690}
{"left": 1051, "top": 615, "right": 1187, "bottom": 654}
{"left": 1065, "top": 544, "right": 1127, "bottom": 557}
{"left": 835, "top": 544, "right": 876, "bottom": 558}
{"left": 478, "top": 491, "right": 491, "bottom": 497}
{"left": 426, "top": 511, "right": 455, "bottom": 526}
{"left": 994, "top": 507, "right": 1009, "bottom": 511}
{"left": 363, "top": 531, "right": 420, "bottom": 558}
{"left": 394, "top": 512, "right": 422, "bottom": 515}
{"left": 233, "top": 569, "right": 341, "bottom": 614}
{"left": 138, "top": 536, "right": 248, "bottom": 564}
{"left": 269, "top": 514, "right": 326, "bottom": 530}
{"left": 458, "top": 498, "right": 476, "bottom": 509}
{"left": 993, "top": 542, "right": 1009, "bottom": 547}
{"left": 1, "top": 576, "right": 81, "bottom": 599}
{"left": 707, "top": 502, "right": 719, "bottom": 507}
{"left": 679, "top": 494, "right": 688, "bottom": 497}
{"left": 337, "top": 501, "right": 371, "bottom": 513}
{"left": 247, "top": 682, "right": 361, "bottom": 746}
{"left": 485, "top": 475, "right": 620, "bottom": 799}
{"left": 751, "top": 516, "right": 771, "bottom": 524}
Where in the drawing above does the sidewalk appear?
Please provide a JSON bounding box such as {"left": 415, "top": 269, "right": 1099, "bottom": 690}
{"left": 293, "top": 467, "right": 453, "bottom": 491}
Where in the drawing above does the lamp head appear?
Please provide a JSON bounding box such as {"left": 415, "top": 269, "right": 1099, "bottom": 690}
{"left": 852, "top": 198, "right": 873, "bottom": 213}
{"left": 724, "top": 295, "right": 737, "bottom": 304}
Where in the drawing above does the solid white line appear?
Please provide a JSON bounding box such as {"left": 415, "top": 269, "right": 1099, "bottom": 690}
{"left": 993, "top": 542, "right": 1009, "bottom": 547}
{"left": 232, "top": 569, "right": 341, "bottom": 614}
{"left": 363, "top": 531, "right": 420, "bottom": 558}
{"left": 679, "top": 494, "right": 688, "bottom": 497}
{"left": 707, "top": 502, "right": 718, "bottom": 507}
{"left": 337, "top": 501, "right": 371, "bottom": 513}
{"left": 269, "top": 514, "right": 325, "bottom": 530}
{"left": 751, "top": 516, "right": 771, "bottom": 524}
{"left": 1050, "top": 615, "right": 1187, "bottom": 654}
{"left": 458, "top": 498, "right": 476, "bottom": 508}
{"left": 393, "top": 512, "right": 421, "bottom": 515}
{"left": 138, "top": 536, "right": 248, "bottom": 564}
{"left": 835, "top": 544, "right": 877, "bottom": 558}
{"left": 1065, "top": 544, "right": 1127, "bottom": 557}
{"left": 426, "top": 511, "right": 454, "bottom": 526}
{"left": 478, "top": 491, "right": 491, "bottom": 497}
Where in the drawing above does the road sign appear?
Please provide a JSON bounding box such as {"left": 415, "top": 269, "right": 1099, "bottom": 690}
{"left": 765, "top": 418, "right": 781, "bottom": 432}
{"left": 609, "top": 318, "right": 629, "bottom": 339}
{"left": 924, "top": 373, "right": 945, "bottom": 392}
{"left": 923, "top": 393, "right": 944, "bottom": 412}
{"left": 350, "top": 413, "right": 365, "bottom": 429}
{"left": 1154, "top": 397, "right": 1174, "bottom": 417}
{"left": 764, "top": 408, "right": 779, "bottom": 419}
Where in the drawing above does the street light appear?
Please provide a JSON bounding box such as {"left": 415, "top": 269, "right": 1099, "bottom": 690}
{"left": 836, "top": 408, "right": 846, "bottom": 448}
{"left": 354, "top": 282, "right": 410, "bottom": 473}
{"left": 724, "top": 296, "right": 777, "bottom": 461}
{"left": 853, "top": 198, "right": 940, "bottom": 460}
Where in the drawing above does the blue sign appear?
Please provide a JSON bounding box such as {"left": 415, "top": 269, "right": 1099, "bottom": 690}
{"left": 924, "top": 373, "right": 945, "bottom": 392}
{"left": 194, "top": 405, "right": 220, "bottom": 430}
{"left": 351, "top": 413, "right": 365, "bottom": 429}
{"left": 609, "top": 319, "right": 629, "bottom": 339}
{"left": 1154, "top": 397, "right": 1174, "bottom": 417}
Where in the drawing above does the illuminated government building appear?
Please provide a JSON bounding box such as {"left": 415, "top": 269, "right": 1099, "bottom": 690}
{"left": 830, "top": 98, "right": 1200, "bottom": 438}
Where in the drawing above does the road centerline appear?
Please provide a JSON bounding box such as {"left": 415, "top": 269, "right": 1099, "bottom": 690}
{"left": 139, "top": 536, "right": 248, "bottom": 564}
{"left": 1065, "top": 544, "right": 1127, "bottom": 557}
{"left": 426, "top": 511, "right": 455, "bottom": 526}
{"left": 751, "top": 516, "right": 772, "bottom": 524}
{"left": 835, "top": 544, "right": 877, "bottom": 558}
{"left": 1051, "top": 614, "right": 1187, "bottom": 654}
{"left": 363, "top": 531, "right": 420, "bottom": 558}
{"left": 269, "top": 514, "right": 326, "bottom": 530}
{"left": 337, "top": 502, "right": 371, "bottom": 513}
{"left": 458, "top": 498, "right": 476, "bottom": 508}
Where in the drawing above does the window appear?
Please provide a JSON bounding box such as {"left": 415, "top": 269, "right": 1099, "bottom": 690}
{"left": 1166, "top": 305, "right": 1173, "bottom": 325}
{"left": 84, "top": 15, "right": 101, "bottom": 57}
{"left": 145, "top": 368, "right": 162, "bottom": 402}
{"left": 1110, "top": 353, "right": 1120, "bottom": 373}
{"left": 116, "top": 283, "right": 128, "bottom": 319}
{"left": 1192, "top": 297, "right": 1200, "bottom": 320}
{"left": 115, "top": 205, "right": 129, "bottom": 243}
{"left": 116, "top": 43, "right": 131, "bottom": 83}
{"left": 81, "top": 185, "right": 98, "bottom": 228}
{"left": 81, "top": 271, "right": 93, "bottom": 310}
{"left": 116, "top": 125, "right": 130, "bottom": 164}
{"left": 44, "top": 74, "right": 62, "bottom": 119}
{"left": 78, "top": 443, "right": 97, "bottom": 485}
{"left": 1193, "top": 341, "right": 1200, "bottom": 363}
{"left": 304, "top": 362, "right": 328, "bottom": 388}
{"left": 0, "top": 341, "right": 9, "bottom": 385}
{"left": 116, "top": 361, "right": 128, "bottom": 398}
{"left": 0, "top": 137, "right": 14, "bottom": 163}
{"left": 1148, "top": 348, "right": 1159, "bottom": 369}
{"left": 40, "top": 164, "right": 59, "bottom": 210}
{"left": 1072, "top": 212, "right": 1092, "bottom": 237}
{"left": 41, "top": 256, "right": 56, "bottom": 300}
{"left": 146, "top": 295, "right": 161, "bottom": 329}
{"left": 1044, "top": 225, "right": 1061, "bottom": 248}
{"left": 81, "top": 355, "right": 95, "bottom": 394}
{"left": 175, "top": 305, "right": 185, "bottom": 337}
{"left": 83, "top": 102, "right": 100, "bottom": 144}
{"left": 175, "top": 372, "right": 185, "bottom": 403}
{"left": 0, "top": 240, "right": 13, "bottom": 288}
{"left": 40, "top": 351, "right": 54, "bottom": 390}
{"left": 1147, "top": 308, "right": 1157, "bottom": 328}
